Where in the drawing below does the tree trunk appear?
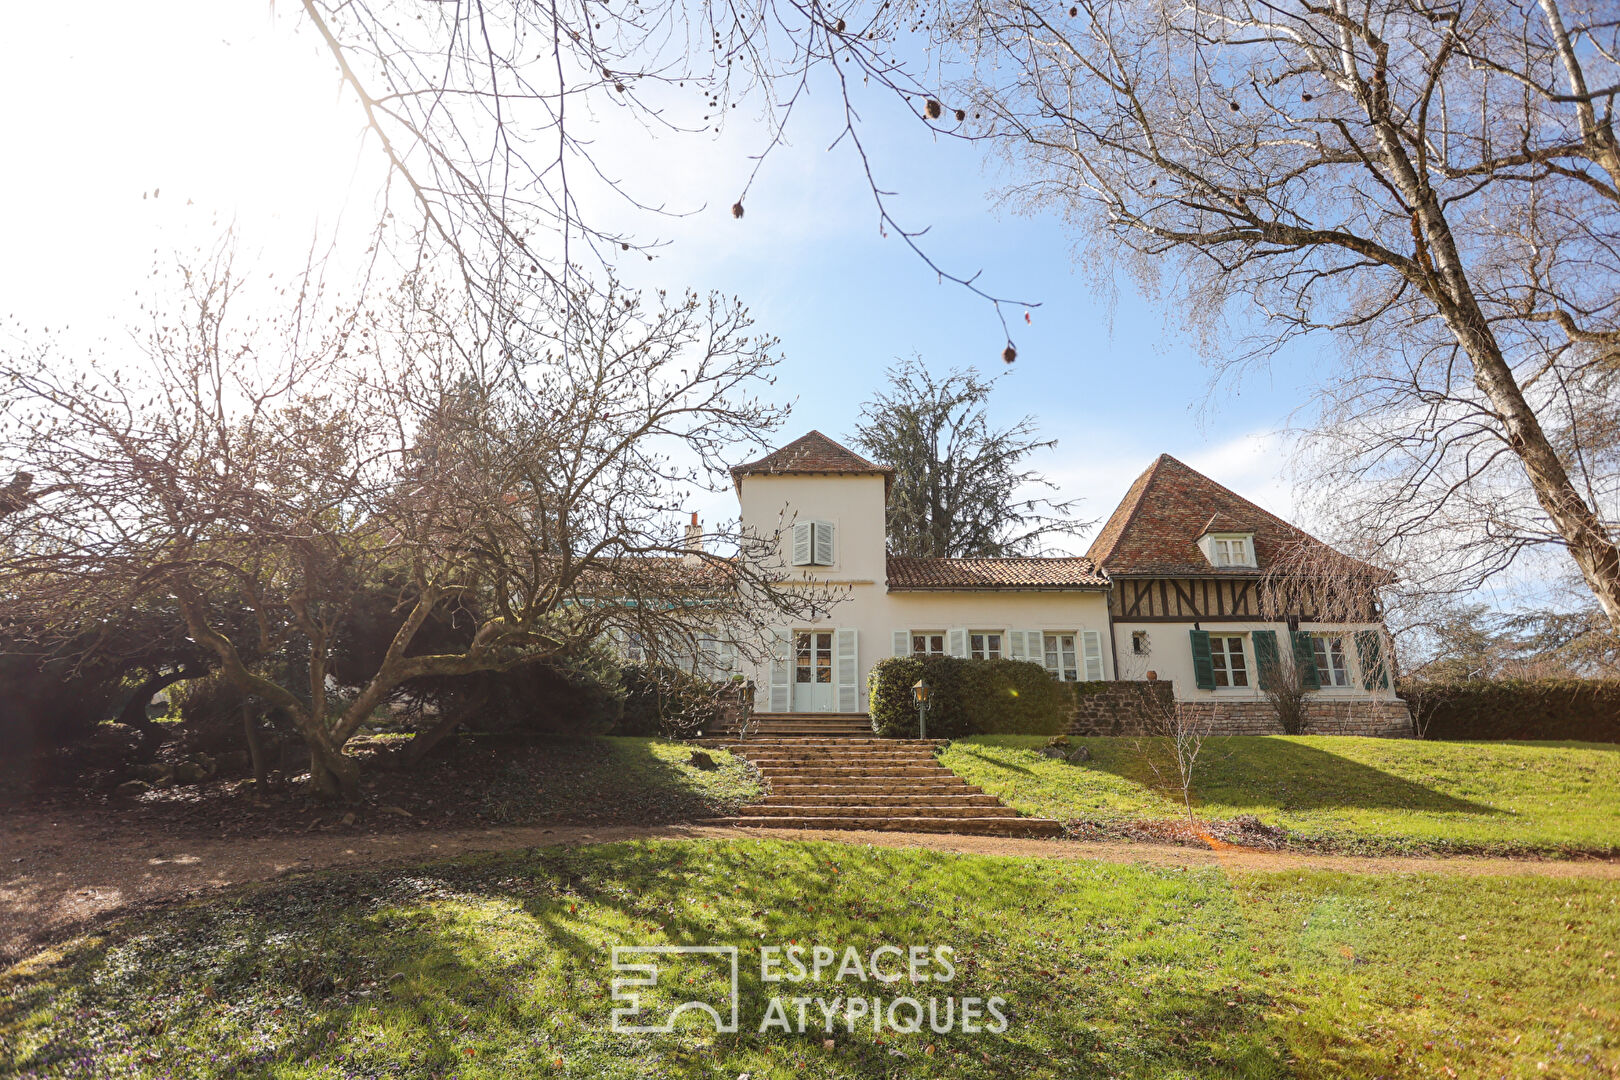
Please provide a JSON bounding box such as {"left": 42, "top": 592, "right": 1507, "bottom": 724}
{"left": 242, "top": 700, "right": 268, "bottom": 789}
{"left": 307, "top": 741, "right": 361, "bottom": 801}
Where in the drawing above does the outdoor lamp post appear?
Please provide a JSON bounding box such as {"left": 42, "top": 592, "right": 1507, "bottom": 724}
{"left": 911, "top": 678, "right": 931, "bottom": 740}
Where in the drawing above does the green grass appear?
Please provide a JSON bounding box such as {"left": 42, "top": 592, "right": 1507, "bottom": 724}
{"left": 3, "top": 840, "right": 1616, "bottom": 1078}
{"left": 940, "top": 736, "right": 1620, "bottom": 855}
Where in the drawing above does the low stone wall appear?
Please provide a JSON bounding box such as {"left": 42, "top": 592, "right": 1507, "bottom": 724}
{"left": 1066, "top": 681, "right": 1174, "bottom": 736}
{"left": 1067, "top": 681, "right": 1412, "bottom": 738}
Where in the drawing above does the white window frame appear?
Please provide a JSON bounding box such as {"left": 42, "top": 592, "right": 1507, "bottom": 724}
{"left": 1201, "top": 533, "right": 1257, "bottom": 569}
{"left": 795, "top": 629, "right": 835, "bottom": 685}
{"left": 1312, "top": 634, "right": 1352, "bottom": 688}
{"left": 910, "top": 631, "right": 947, "bottom": 657}
{"left": 969, "top": 631, "right": 1003, "bottom": 661}
{"left": 1043, "top": 632, "right": 1080, "bottom": 681}
{"left": 1209, "top": 634, "right": 1250, "bottom": 688}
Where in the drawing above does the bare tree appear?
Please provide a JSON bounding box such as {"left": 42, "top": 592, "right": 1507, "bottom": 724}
{"left": 943, "top": 0, "right": 1620, "bottom": 631}
{"left": 0, "top": 249, "right": 834, "bottom": 799}
{"left": 850, "top": 356, "right": 1086, "bottom": 556}
{"left": 292, "top": 0, "right": 1032, "bottom": 342}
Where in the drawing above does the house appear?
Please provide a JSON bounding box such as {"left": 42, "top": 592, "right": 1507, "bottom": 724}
{"left": 715, "top": 430, "right": 1409, "bottom": 735}
{"left": 1085, "top": 454, "right": 1410, "bottom": 736}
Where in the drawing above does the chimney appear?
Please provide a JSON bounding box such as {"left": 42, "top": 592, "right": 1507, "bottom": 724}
{"left": 684, "top": 512, "right": 703, "bottom": 555}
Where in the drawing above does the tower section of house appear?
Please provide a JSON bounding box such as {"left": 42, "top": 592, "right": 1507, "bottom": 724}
{"left": 1086, "top": 454, "right": 1410, "bottom": 735}
{"left": 730, "top": 431, "right": 1114, "bottom": 714}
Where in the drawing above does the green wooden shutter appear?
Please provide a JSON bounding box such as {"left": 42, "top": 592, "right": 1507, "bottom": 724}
{"left": 1189, "top": 630, "right": 1215, "bottom": 690}
{"left": 1289, "top": 631, "right": 1320, "bottom": 690}
{"left": 1355, "top": 631, "right": 1390, "bottom": 690}
{"left": 1251, "top": 630, "right": 1280, "bottom": 686}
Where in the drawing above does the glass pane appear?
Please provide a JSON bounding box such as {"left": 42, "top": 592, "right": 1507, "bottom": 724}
{"left": 987, "top": 634, "right": 1001, "bottom": 659}
{"left": 929, "top": 635, "right": 944, "bottom": 654}
{"left": 1044, "top": 634, "right": 1059, "bottom": 670}
{"left": 970, "top": 634, "right": 984, "bottom": 658}
{"left": 816, "top": 632, "right": 833, "bottom": 652}
{"left": 1226, "top": 637, "right": 1248, "bottom": 686}
{"left": 816, "top": 653, "right": 832, "bottom": 683}
{"left": 912, "top": 634, "right": 926, "bottom": 656}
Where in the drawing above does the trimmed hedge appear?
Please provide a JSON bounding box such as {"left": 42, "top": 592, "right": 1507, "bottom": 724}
{"left": 868, "top": 655, "right": 1070, "bottom": 738}
{"left": 1397, "top": 678, "right": 1620, "bottom": 743}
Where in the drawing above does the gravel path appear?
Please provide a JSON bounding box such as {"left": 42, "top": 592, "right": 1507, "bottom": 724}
{"left": 5, "top": 809, "right": 1617, "bottom": 966}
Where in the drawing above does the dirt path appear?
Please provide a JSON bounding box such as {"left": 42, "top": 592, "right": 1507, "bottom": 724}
{"left": 5, "top": 810, "right": 1617, "bottom": 967}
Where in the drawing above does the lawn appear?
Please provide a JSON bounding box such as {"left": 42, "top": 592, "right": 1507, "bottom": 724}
{"left": 3, "top": 840, "right": 1617, "bottom": 1078}
{"left": 940, "top": 736, "right": 1620, "bottom": 856}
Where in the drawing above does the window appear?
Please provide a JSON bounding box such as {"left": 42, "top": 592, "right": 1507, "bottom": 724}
{"left": 1209, "top": 635, "right": 1249, "bottom": 688}
{"left": 624, "top": 632, "right": 648, "bottom": 664}
{"left": 911, "top": 632, "right": 946, "bottom": 657}
{"left": 1312, "top": 634, "right": 1351, "bottom": 687}
{"left": 1132, "top": 631, "right": 1150, "bottom": 656}
{"left": 796, "top": 631, "right": 833, "bottom": 683}
{"left": 791, "top": 520, "right": 836, "bottom": 566}
{"left": 1203, "top": 533, "right": 1256, "bottom": 568}
{"left": 1043, "top": 632, "right": 1079, "bottom": 681}
{"left": 969, "top": 632, "right": 1003, "bottom": 660}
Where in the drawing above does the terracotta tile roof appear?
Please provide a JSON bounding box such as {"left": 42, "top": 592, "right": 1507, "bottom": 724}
{"left": 730, "top": 430, "right": 893, "bottom": 493}
{"left": 886, "top": 555, "right": 1110, "bottom": 591}
{"left": 1086, "top": 454, "right": 1373, "bottom": 578}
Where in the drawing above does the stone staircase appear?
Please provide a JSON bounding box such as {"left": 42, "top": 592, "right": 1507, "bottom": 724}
{"left": 703, "top": 722, "right": 1063, "bottom": 837}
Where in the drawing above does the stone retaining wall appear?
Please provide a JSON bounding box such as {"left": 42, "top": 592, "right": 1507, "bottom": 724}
{"left": 1066, "top": 681, "right": 1412, "bottom": 738}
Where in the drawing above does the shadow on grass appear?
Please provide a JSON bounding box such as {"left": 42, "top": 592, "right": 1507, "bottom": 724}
{"left": 1086, "top": 736, "right": 1501, "bottom": 816}
{"left": 3, "top": 842, "right": 1308, "bottom": 1079}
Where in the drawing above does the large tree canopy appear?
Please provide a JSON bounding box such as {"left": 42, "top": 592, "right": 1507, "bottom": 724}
{"left": 939, "top": 0, "right": 1620, "bottom": 629}
{"left": 0, "top": 254, "right": 833, "bottom": 798}
{"left": 850, "top": 357, "right": 1083, "bottom": 557}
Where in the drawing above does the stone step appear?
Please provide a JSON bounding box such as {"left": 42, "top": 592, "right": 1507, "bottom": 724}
{"left": 749, "top": 767, "right": 954, "bottom": 780}
{"left": 740, "top": 753, "right": 941, "bottom": 766}
{"left": 741, "top": 803, "right": 1023, "bottom": 820}
{"left": 767, "top": 782, "right": 982, "bottom": 796}
{"left": 702, "top": 738, "right": 943, "bottom": 748}
{"left": 729, "top": 815, "right": 1065, "bottom": 837}
{"left": 755, "top": 793, "right": 1002, "bottom": 807}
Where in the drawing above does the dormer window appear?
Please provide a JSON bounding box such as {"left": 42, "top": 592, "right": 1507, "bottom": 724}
{"left": 791, "top": 520, "right": 836, "bottom": 566}
{"left": 1200, "top": 532, "right": 1256, "bottom": 568}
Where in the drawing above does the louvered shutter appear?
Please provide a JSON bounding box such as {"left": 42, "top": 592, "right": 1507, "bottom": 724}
{"left": 1081, "top": 630, "right": 1105, "bottom": 681}
{"left": 1029, "top": 630, "right": 1050, "bottom": 671}
{"left": 892, "top": 629, "right": 910, "bottom": 657}
{"left": 1251, "top": 630, "right": 1281, "bottom": 687}
{"left": 948, "top": 628, "right": 967, "bottom": 658}
{"left": 1189, "top": 630, "right": 1216, "bottom": 690}
{"left": 1007, "top": 631, "right": 1027, "bottom": 661}
{"left": 813, "top": 522, "right": 835, "bottom": 566}
{"left": 791, "top": 523, "right": 812, "bottom": 566}
{"left": 836, "top": 628, "right": 859, "bottom": 713}
{"left": 1355, "top": 631, "right": 1390, "bottom": 690}
{"left": 1289, "top": 631, "right": 1320, "bottom": 690}
{"left": 767, "top": 629, "right": 792, "bottom": 711}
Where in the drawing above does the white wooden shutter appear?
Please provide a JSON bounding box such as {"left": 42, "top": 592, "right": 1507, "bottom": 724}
{"left": 699, "top": 636, "right": 721, "bottom": 679}
{"left": 948, "top": 628, "right": 967, "bottom": 658}
{"left": 791, "top": 523, "right": 812, "bottom": 566}
{"left": 892, "top": 629, "right": 910, "bottom": 657}
{"left": 835, "top": 628, "right": 859, "bottom": 713}
{"left": 719, "top": 640, "right": 739, "bottom": 677}
{"left": 813, "top": 522, "right": 835, "bottom": 566}
{"left": 1028, "top": 630, "right": 1048, "bottom": 669}
{"left": 1007, "top": 631, "right": 1026, "bottom": 661}
{"left": 1081, "top": 630, "right": 1105, "bottom": 681}
{"left": 767, "top": 629, "right": 792, "bottom": 711}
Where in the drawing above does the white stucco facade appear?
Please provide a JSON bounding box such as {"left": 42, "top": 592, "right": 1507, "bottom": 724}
{"left": 737, "top": 470, "right": 1114, "bottom": 713}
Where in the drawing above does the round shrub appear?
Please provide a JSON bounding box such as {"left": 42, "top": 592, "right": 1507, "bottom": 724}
{"left": 868, "top": 654, "right": 1070, "bottom": 738}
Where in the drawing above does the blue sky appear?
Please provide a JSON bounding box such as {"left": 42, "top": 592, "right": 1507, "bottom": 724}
{"left": 1, "top": 2, "right": 1325, "bottom": 550}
